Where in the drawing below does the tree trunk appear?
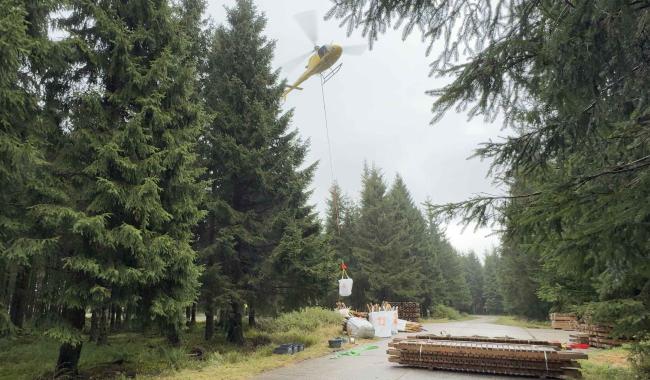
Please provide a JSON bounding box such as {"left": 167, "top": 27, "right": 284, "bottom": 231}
{"left": 9, "top": 267, "right": 30, "bottom": 328}
{"left": 185, "top": 306, "right": 191, "bottom": 326}
{"left": 115, "top": 306, "right": 122, "bottom": 330}
{"left": 217, "top": 308, "right": 227, "bottom": 330}
{"left": 109, "top": 304, "right": 116, "bottom": 331}
{"left": 55, "top": 307, "right": 85, "bottom": 377}
{"left": 190, "top": 303, "right": 196, "bottom": 326}
{"left": 226, "top": 302, "right": 244, "bottom": 345}
{"left": 122, "top": 307, "right": 130, "bottom": 330}
{"left": 97, "top": 306, "right": 108, "bottom": 345}
{"left": 204, "top": 305, "right": 214, "bottom": 341}
{"left": 89, "top": 309, "right": 99, "bottom": 342}
{"left": 165, "top": 321, "right": 181, "bottom": 347}
{"left": 248, "top": 304, "right": 256, "bottom": 328}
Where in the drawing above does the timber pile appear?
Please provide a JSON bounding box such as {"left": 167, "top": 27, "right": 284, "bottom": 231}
{"left": 550, "top": 313, "right": 578, "bottom": 330}
{"left": 408, "top": 334, "right": 563, "bottom": 348}
{"left": 569, "top": 332, "right": 590, "bottom": 345}
{"left": 404, "top": 321, "right": 422, "bottom": 332}
{"left": 387, "top": 301, "right": 420, "bottom": 321}
{"left": 577, "top": 322, "right": 630, "bottom": 348}
{"left": 388, "top": 336, "right": 587, "bottom": 379}
{"left": 335, "top": 302, "right": 367, "bottom": 318}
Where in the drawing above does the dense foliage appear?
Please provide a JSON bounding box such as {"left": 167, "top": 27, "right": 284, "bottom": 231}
{"left": 0, "top": 0, "right": 334, "bottom": 376}
{"left": 325, "top": 164, "right": 474, "bottom": 314}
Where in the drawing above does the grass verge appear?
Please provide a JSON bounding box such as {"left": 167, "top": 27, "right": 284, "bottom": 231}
{"left": 420, "top": 315, "right": 477, "bottom": 323}
{"left": 0, "top": 307, "right": 345, "bottom": 380}
{"left": 493, "top": 315, "right": 551, "bottom": 329}
{"left": 580, "top": 346, "right": 634, "bottom": 380}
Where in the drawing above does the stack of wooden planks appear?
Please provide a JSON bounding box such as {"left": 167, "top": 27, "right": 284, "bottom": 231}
{"left": 388, "top": 335, "right": 586, "bottom": 379}
{"left": 577, "top": 322, "right": 630, "bottom": 348}
{"left": 387, "top": 301, "right": 420, "bottom": 321}
{"left": 550, "top": 313, "right": 578, "bottom": 330}
{"left": 569, "top": 332, "right": 590, "bottom": 345}
{"left": 404, "top": 321, "right": 423, "bottom": 332}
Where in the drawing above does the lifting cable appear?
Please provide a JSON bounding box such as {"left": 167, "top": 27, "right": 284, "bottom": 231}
{"left": 320, "top": 75, "right": 335, "bottom": 184}
{"left": 319, "top": 75, "right": 341, "bottom": 235}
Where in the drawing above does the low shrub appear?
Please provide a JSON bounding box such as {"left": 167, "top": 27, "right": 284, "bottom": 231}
{"left": 260, "top": 307, "right": 341, "bottom": 333}
{"left": 630, "top": 338, "right": 650, "bottom": 378}
{"left": 429, "top": 304, "right": 462, "bottom": 320}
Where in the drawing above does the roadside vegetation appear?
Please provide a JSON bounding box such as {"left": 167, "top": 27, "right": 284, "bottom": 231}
{"left": 493, "top": 316, "right": 551, "bottom": 329}
{"left": 581, "top": 347, "right": 635, "bottom": 380}
{"left": 421, "top": 304, "right": 474, "bottom": 323}
{"left": 0, "top": 308, "right": 342, "bottom": 380}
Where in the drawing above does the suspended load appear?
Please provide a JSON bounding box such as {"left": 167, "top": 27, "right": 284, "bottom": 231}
{"left": 338, "top": 262, "right": 353, "bottom": 297}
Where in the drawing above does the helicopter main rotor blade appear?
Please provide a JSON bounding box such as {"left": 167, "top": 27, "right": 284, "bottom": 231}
{"left": 342, "top": 44, "right": 368, "bottom": 55}
{"left": 280, "top": 50, "right": 313, "bottom": 72}
{"left": 294, "top": 10, "right": 319, "bottom": 47}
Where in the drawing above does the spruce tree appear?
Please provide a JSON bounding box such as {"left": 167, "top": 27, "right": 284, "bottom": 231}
{"left": 324, "top": 182, "right": 361, "bottom": 306}
{"left": 382, "top": 175, "right": 431, "bottom": 302}
{"left": 351, "top": 164, "right": 389, "bottom": 304}
{"left": 424, "top": 214, "right": 471, "bottom": 311}
{"left": 198, "top": 0, "right": 316, "bottom": 343}
{"left": 0, "top": 0, "right": 61, "bottom": 331}
{"left": 38, "top": 0, "right": 204, "bottom": 372}
{"left": 461, "top": 252, "right": 485, "bottom": 314}
{"left": 483, "top": 251, "right": 504, "bottom": 315}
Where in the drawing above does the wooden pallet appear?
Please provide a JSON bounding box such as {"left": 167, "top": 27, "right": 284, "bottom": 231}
{"left": 404, "top": 334, "right": 563, "bottom": 348}
{"left": 388, "top": 338, "right": 586, "bottom": 379}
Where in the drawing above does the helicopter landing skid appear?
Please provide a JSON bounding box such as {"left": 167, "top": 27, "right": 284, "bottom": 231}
{"left": 321, "top": 63, "right": 342, "bottom": 84}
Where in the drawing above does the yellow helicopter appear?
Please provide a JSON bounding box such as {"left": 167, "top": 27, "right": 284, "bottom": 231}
{"left": 282, "top": 11, "right": 366, "bottom": 98}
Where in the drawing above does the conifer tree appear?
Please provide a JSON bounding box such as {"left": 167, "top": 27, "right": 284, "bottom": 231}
{"left": 324, "top": 182, "right": 361, "bottom": 305}
{"left": 351, "top": 164, "right": 389, "bottom": 304}
{"left": 424, "top": 213, "right": 471, "bottom": 311}
{"left": 38, "top": 0, "right": 205, "bottom": 373}
{"left": 0, "top": 0, "right": 62, "bottom": 331}
{"left": 461, "top": 252, "right": 485, "bottom": 314}
{"left": 198, "top": 0, "right": 316, "bottom": 343}
{"left": 382, "top": 175, "right": 431, "bottom": 302}
{"left": 483, "top": 251, "right": 504, "bottom": 314}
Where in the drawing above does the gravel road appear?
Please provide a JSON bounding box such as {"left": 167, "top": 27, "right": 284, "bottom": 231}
{"left": 255, "top": 315, "right": 572, "bottom": 380}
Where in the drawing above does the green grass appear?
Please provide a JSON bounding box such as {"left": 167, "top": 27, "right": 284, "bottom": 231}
{"left": 493, "top": 315, "right": 551, "bottom": 329}
{"left": 0, "top": 307, "right": 345, "bottom": 380}
{"left": 580, "top": 346, "right": 635, "bottom": 380}
{"left": 421, "top": 314, "right": 476, "bottom": 323}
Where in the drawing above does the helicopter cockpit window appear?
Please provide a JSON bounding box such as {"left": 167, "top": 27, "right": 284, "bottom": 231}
{"left": 317, "top": 45, "right": 328, "bottom": 57}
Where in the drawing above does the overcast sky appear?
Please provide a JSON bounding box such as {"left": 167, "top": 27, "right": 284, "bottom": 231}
{"left": 206, "top": 0, "right": 507, "bottom": 257}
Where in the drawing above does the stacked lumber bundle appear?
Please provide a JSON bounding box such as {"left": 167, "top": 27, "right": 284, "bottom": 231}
{"left": 335, "top": 302, "right": 367, "bottom": 319}
{"left": 569, "top": 332, "right": 590, "bottom": 345}
{"left": 550, "top": 313, "right": 578, "bottom": 330}
{"left": 388, "top": 336, "right": 587, "bottom": 379}
{"left": 367, "top": 302, "right": 397, "bottom": 313}
{"left": 577, "top": 323, "right": 630, "bottom": 348}
{"left": 408, "top": 334, "right": 563, "bottom": 348}
{"left": 387, "top": 301, "right": 420, "bottom": 321}
{"left": 404, "top": 321, "right": 422, "bottom": 332}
